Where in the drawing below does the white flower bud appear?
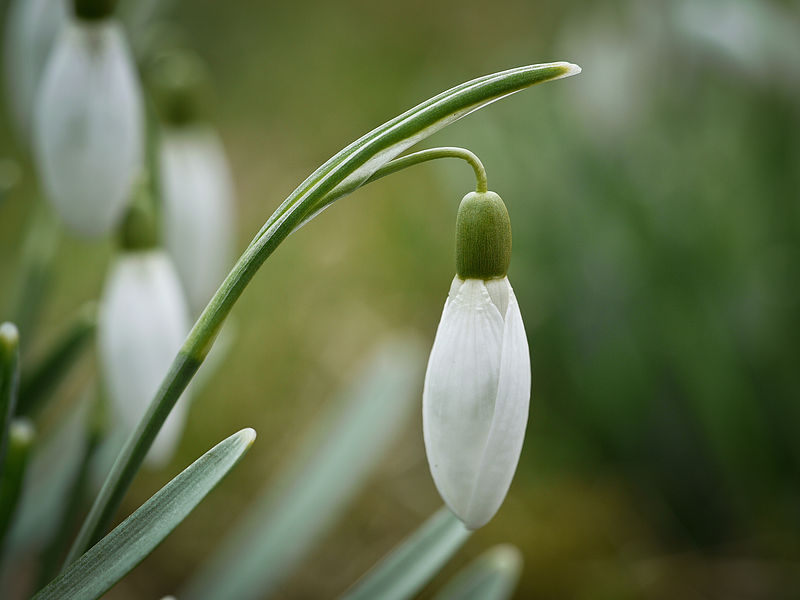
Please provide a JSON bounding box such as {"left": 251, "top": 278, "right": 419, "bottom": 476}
{"left": 3, "top": 0, "right": 66, "bottom": 146}
{"left": 423, "top": 275, "right": 531, "bottom": 530}
{"left": 33, "top": 17, "right": 143, "bottom": 237}
{"left": 158, "top": 126, "right": 235, "bottom": 315}
{"left": 98, "top": 250, "right": 191, "bottom": 467}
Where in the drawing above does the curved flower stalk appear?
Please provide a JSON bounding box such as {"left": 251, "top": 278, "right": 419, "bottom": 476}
{"left": 2, "top": 0, "right": 67, "bottom": 146}
{"left": 98, "top": 191, "right": 191, "bottom": 468}
{"left": 423, "top": 191, "right": 530, "bottom": 529}
{"left": 33, "top": 0, "right": 144, "bottom": 237}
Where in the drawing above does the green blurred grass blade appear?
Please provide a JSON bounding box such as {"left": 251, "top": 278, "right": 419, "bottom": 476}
{"left": 17, "top": 303, "right": 97, "bottom": 417}
{"left": 182, "top": 337, "right": 424, "bottom": 600}
{"left": 33, "top": 428, "right": 256, "bottom": 600}
{"left": 433, "top": 545, "right": 523, "bottom": 600}
{"left": 37, "top": 395, "right": 108, "bottom": 586}
{"left": 0, "top": 419, "right": 35, "bottom": 546}
{"left": 341, "top": 507, "right": 471, "bottom": 600}
{"left": 0, "top": 323, "right": 21, "bottom": 470}
{"left": 10, "top": 205, "right": 60, "bottom": 342}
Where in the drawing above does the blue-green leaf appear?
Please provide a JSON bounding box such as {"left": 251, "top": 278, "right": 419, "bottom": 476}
{"left": 182, "top": 338, "right": 424, "bottom": 600}
{"left": 433, "top": 545, "right": 523, "bottom": 600}
{"left": 33, "top": 428, "right": 256, "bottom": 600}
{"left": 341, "top": 507, "right": 471, "bottom": 600}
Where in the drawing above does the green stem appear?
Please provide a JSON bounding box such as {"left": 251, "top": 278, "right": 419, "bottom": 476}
{"left": 363, "top": 147, "right": 488, "bottom": 194}
{"left": 63, "top": 62, "right": 579, "bottom": 567}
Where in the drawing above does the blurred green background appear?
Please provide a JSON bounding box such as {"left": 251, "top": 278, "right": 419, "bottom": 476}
{"left": 1, "top": 0, "right": 799, "bottom": 598}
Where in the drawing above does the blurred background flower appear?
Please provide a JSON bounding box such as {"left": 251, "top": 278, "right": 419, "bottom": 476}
{"left": 0, "top": 0, "right": 798, "bottom": 598}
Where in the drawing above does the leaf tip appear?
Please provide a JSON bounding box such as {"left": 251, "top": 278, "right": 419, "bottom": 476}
{"left": 239, "top": 427, "right": 257, "bottom": 448}
{"left": 0, "top": 321, "right": 19, "bottom": 350}
{"left": 555, "top": 61, "right": 582, "bottom": 78}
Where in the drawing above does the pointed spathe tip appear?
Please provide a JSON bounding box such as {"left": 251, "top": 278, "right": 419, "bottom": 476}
{"left": 555, "top": 61, "right": 582, "bottom": 78}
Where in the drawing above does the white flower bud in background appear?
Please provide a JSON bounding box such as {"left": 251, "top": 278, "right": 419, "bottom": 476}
{"left": 159, "top": 128, "right": 235, "bottom": 314}
{"left": 149, "top": 51, "right": 235, "bottom": 315}
{"left": 33, "top": 1, "right": 143, "bottom": 237}
{"left": 98, "top": 184, "right": 191, "bottom": 467}
{"left": 423, "top": 191, "right": 531, "bottom": 530}
{"left": 3, "top": 0, "right": 67, "bottom": 146}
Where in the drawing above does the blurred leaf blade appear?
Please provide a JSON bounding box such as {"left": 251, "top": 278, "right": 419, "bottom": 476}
{"left": 433, "top": 544, "right": 523, "bottom": 600}
{"left": 0, "top": 323, "right": 21, "bottom": 469}
{"left": 0, "top": 419, "right": 35, "bottom": 545}
{"left": 33, "top": 428, "right": 256, "bottom": 600}
{"left": 17, "top": 302, "right": 97, "bottom": 417}
{"left": 183, "top": 337, "right": 425, "bottom": 600}
{"left": 341, "top": 506, "right": 471, "bottom": 600}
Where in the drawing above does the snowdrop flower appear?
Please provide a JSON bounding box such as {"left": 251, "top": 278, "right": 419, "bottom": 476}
{"left": 33, "top": 0, "right": 144, "bottom": 237}
{"left": 423, "top": 191, "right": 531, "bottom": 529}
{"left": 159, "top": 129, "right": 235, "bottom": 314}
{"left": 3, "top": 0, "right": 67, "bottom": 146}
{"left": 98, "top": 187, "right": 191, "bottom": 467}
{"left": 151, "top": 52, "right": 235, "bottom": 315}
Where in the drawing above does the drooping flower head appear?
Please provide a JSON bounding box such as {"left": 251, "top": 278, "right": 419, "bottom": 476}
{"left": 148, "top": 51, "right": 236, "bottom": 316}
{"left": 33, "top": 0, "right": 143, "bottom": 237}
{"left": 423, "top": 190, "right": 531, "bottom": 529}
{"left": 98, "top": 179, "right": 191, "bottom": 467}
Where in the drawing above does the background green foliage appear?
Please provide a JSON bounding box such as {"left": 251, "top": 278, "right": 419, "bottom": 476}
{"left": 1, "top": 0, "right": 798, "bottom": 597}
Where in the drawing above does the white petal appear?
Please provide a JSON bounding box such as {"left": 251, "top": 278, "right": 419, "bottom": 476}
{"left": 3, "top": 0, "right": 66, "bottom": 146}
{"left": 159, "top": 126, "right": 236, "bottom": 315}
{"left": 34, "top": 19, "right": 143, "bottom": 237}
{"left": 98, "top": 251, "right": 191, "bottom": 467}
{"left": 423, "top": 277, "right": 504, "bottom": 518}
{"left": 463, "top": 279, "right": 531, "bottom": 528}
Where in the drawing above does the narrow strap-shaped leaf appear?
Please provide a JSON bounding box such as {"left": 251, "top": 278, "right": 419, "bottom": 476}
{"left": 17, "top": 303, "right": 97, "bottom": 416}
{"left": 433, "top": 545, "right": 523, "bottom": 600}
{"left": 68, "top": 62, "right": 579, "bottom": 563}
{"left": 34, "top": 428, "right": 256, "bottom": 600}
{"left": 10, "top": 205, "right": 60, "bottom": 341}
{"left": 182, "top": 338, "right": 424, "bottom": 600}
{"left": 0, "top": 418, "right": 35, "bottom": 546}
{"left": 37, "top": 395, "right": 108, "bottom": 585}
{"left": 341, "top": 506, "right": 471, "bottom": 600}
{"left": 0, "top": 323, "right": 21, "bottom": 470}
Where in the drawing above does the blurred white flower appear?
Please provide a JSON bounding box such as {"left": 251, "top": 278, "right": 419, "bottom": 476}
{"left": 34, "top": 16, "right": 143, "bottom": 237}
{"left": 159, "top": 126, "right": 235, "bottom": 315}
{"left": 672, "top": 0, "right": 800, "bottom": 90}
{"left": 423, "top": 190, "right": 531, "bottom": 530}
{"left": 3, "top": 0, "right": 67, "bottom": 146}
{"left": 98, "top": 250, "right": 191, "bottom": 467}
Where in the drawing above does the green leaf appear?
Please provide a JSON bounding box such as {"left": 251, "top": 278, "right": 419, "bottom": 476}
{"left": 256, "top": 62, "right": 581, "bottom": 237}
{"left": 17, "top": 302, "right": 97, "bottom": 416}
{"left": 0, "top": 322, "right": 21, "bottom": 471}
{"left": 34, "top": 428, "right": 256, "bottom": 600}
{"left": 182, "top": 338, "right": 424, "bottom": 600}
{"left": 0, "top": 418, "right": 35, "bottom": 545}
{"left": 341, "top": 507, "right": 471, "bottom": 600}
{"left": 68, "top": 62, "right": 580, "bottom": 563}
{"left": 433, "top": 545, "right": 523, "bottom": 600}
